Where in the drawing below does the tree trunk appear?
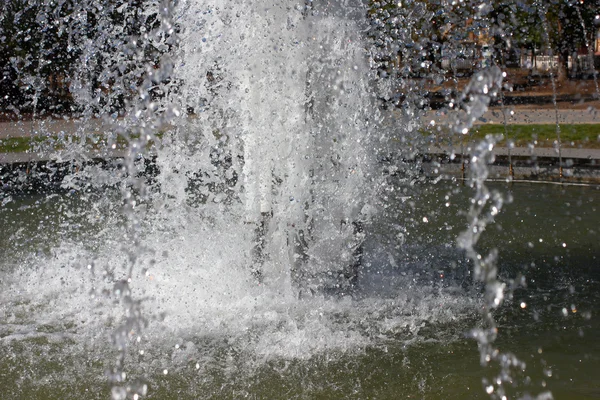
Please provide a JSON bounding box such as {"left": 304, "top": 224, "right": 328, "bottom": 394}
{"left": 555, "top": 18, "right": 568, "bottom": 83}
{"left": 556, "top": 50, "right": 569, "bottom": 82}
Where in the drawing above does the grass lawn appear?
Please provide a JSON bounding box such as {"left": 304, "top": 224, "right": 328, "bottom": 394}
{"left": 0, "top": 134, "right": 154, "bottom": 154}
{"left": 0, "top": 137, "right": 42, "bottom": 153}
{"left": 1, "top": 124, "right": 599, "bottom": 154}
{"left": 426, "top": 124, "right": 600, "bottom": 149}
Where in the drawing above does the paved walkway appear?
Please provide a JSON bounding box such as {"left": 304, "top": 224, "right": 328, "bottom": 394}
{"left": 2, "top": 145, "right": 599, "bottom": 166}
{"left": 2, "top": 114, "right": 599, "bottom": 164}
{"left": 0, "top": 118, "right": 116, "bottom": 139}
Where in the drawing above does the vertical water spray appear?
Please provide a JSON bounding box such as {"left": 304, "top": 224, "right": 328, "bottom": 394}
{"left": 171, "top": 0, "right": 381, "bottom": 296}
{"left": 536, "top": 1, "right": 564, "bottom": 179}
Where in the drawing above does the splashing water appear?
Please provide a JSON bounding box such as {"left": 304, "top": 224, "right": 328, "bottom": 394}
{"left": 1, "top": 1, "right": 599, "bottom": 399}
{"left": 168, "top": 1, "right": 381, "bottom": 295}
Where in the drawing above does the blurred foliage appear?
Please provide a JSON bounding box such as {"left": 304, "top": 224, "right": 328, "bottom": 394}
{"left": 366, "top": 0, "right": 599, "bottom": 112}
{"left": 0, "top": 0, "right": 165, "bottom": 118}
{"left": 0, "top": 0, "right": 597, "bottom": 118}
{"left": 367, "top": 0, "right": 599, "bottom": 73}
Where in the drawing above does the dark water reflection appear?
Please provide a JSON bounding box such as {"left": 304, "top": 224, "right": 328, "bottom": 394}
{"left": 0, "top": 181, "right": 598, "bottom": 399}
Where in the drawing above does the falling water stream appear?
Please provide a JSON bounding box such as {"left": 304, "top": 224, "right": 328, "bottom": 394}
{"left": 0, "top": 1, "right": 599, "bottom": 399}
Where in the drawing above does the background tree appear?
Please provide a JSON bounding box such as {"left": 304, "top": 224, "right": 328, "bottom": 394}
{"left": 545, "top": 0, "right": 599, "bottom": 80}
{"left": 0, "top": 0, "right": 166, "bottom": 119}
{"left": 0, "top": 0, "right": 78, "bottom": 116}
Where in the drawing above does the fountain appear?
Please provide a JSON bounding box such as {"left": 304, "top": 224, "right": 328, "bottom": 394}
{"left": 172, "top": 0, "right": 380, "bottom": 295}
{"left": 1, "top": 1, "right": 599, "bottom": 399}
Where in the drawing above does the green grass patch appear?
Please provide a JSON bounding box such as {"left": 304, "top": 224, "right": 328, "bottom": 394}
{"left": 426, "top": 124, "right": 600, "bottom": 148}
{"left": 475, "top": 124, "right": 600, "bottom": 147}
{"left": 0, "top": 136, "right": 52, "bottom": 153}
{"left": 2, "top": 125, "right": 599, "bottom": 154}
{"left": 0, "top": 133, "right": 163, "bottom": 154}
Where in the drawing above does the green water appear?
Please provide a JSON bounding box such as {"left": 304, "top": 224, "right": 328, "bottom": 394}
{"left": 0, "top": 181, "right": 598, "bottom": 399}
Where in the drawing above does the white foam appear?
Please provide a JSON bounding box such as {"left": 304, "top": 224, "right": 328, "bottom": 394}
{"left": 1, "top": 212, "right": 479, "bottom": 363}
